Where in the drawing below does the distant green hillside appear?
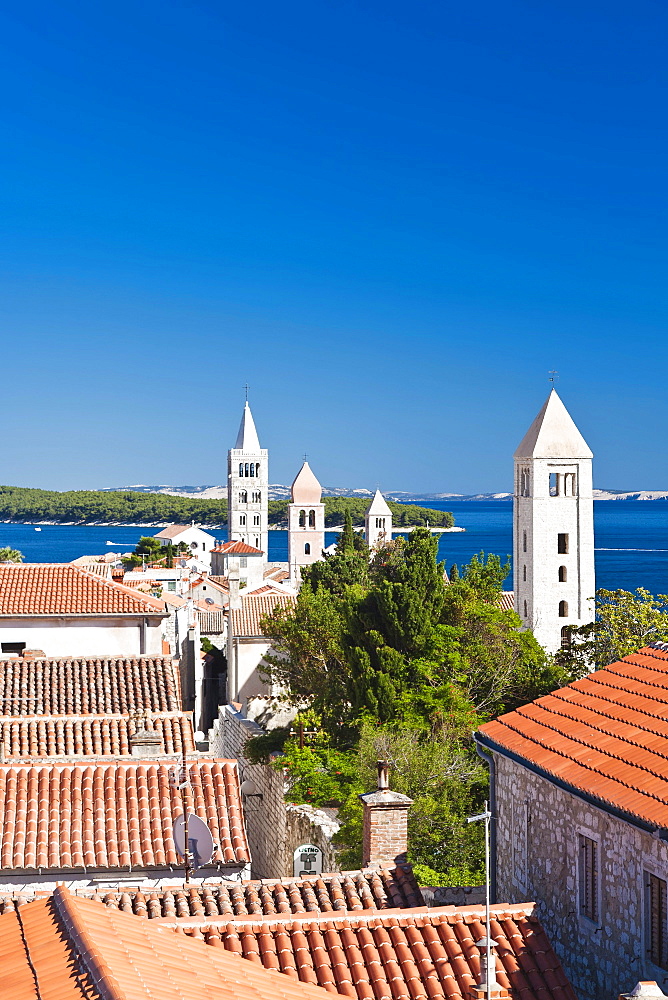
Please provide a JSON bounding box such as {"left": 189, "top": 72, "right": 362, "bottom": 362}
{"left": 0, "top": 486, "right": 453, "bottom": 529}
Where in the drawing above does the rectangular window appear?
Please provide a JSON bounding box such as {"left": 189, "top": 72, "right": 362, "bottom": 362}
{"left": 167, "top": 581, "right": 176, "bottom": 592}
{"left": 558, "top": 533, "right": 569, "bottom": 554}
{"left": 578, "top": 834, "right": 598, "bottom": 922}
{"left": 646, "top": 873, "right": 668, "bottom": 969}
{"left": 240, "top": 558, "right": 248, "bottom": 568}
{"left": 549, "top": 472, "right": 559, "bottom": 496}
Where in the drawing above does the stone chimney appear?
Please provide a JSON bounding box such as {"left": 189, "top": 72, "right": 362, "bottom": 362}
{"left": 228, "top": 565, "right": 242, "bottom": 610}
{"left": 129, "top": 723, "right": 164, "bottom": 758}
{"left": 620, "top": 984, "right": 668, "bottom": 1000}
{"left": 359, "top": 761, "right": 413, "bottom": 868}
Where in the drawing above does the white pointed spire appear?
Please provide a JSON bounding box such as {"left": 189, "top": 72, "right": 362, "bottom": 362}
{"left": 234, "top": 402, "right": 261, "bottom": 452}
{"left": 365, "top": 489, "right": 392, "bottom": 517}
{"left": 514, "top": 390, "right": 592, "bottom": 460}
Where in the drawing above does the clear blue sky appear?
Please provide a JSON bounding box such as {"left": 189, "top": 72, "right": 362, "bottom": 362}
{"left": 1, "top": 0, "right": 666, "bottom": 493}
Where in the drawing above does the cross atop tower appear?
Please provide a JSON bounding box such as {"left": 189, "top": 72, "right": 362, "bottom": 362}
{"left": 243, "top": 383, "right": 250, "bottom": 402}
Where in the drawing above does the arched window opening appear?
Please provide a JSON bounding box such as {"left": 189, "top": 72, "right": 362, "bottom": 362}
{"left": 304, "top": 543, "right": 311, "bottom": 555}
{"left": 254, "top": 537, "right": 259, "bottom": 548}
{"left": 255, "top": 463, "right": 260, "bottom": 477}
{"left": 523, "top": 531, "right": 527, "bottom": 553}
{"left": 239, "top": 463, "right": 243, "bottom": 477}
{"left": 559, "top": 600, "right": 568, "bottom": 618}
{"left": 523, "top": 565, "right": 526, "bottom": 582}
{"left": 520, "top": 467, "right": 530, "bottom": 497}
{"left": 249, "top": 463, "right": 255, "bottom": 477}
{"left": 252, "top": 491, "right": 261, "bottom": 503}
{"left": 549, "top": 473, "right": 560, "bottom": 496}
{"left": 523, "top": 600, "right": 528, "bottom": 618}
{"left": 308, "top": 510, "right": 316, "bottom": 528}
{"left": 299, "top": 510, "right": 306, "bottom": 527}
{"left": 561, "top": 626, "right": 572, "bottom": 649}
{"left": 559, "top": 565, "right": 567, "bottom": 582}
{"left": 239, "top": 491, "right": 247, "bottom": 504}
{"left": 239, "top": 514, "right": 246, "bottom": 526}
{"left": 244, "top": 463, "right": 249, "bottom": 477}
{"left": 253, "top": 515, "right": 260, "bottom": 526}
{"left": 376, "top": 517, "right": 385, "bottom": 529}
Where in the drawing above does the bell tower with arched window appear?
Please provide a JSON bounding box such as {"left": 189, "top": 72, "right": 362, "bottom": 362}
{"left": 364, "top": 490, "right": 393, "bottom": 550}
{"left": 287, "top": 461, "right": 325, "bottom": 585}
{"left": 227, "top": 401, "right": 268, "bottom": 556}
{"left": 514, "top": 389, "right": 595, "bottom": 653}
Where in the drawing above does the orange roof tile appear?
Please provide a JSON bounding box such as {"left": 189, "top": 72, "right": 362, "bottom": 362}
{"left": 0, "top": 712, "right": 194, "bottom": 758}
{"left": 0, "top": 655, "right": 182, "bottom": 714}
{"left": 0, "top": 759, "right": 249, "bottom": 871}
{"left": 230, "top": 593, "right": 295, "bottom": 638}
{"left": 477, "top": 643, "right": 668, "bottom": 828}
{"left": 0, "top": 564, "right": 167, "bottom": 617}
{"left": 498, "top": 591, "right": 515, "bottom": 611}
{"left": 1, "top": 887, "right": 338, "bottom": 1000}
{"left": 68, "top": 865, "right": 423, "bottom": 919}
{"left": 213, "top": 541, "right": 263, "bottom": 555}
{"left": 167, "top": 902, "right": 576, "bottom": 1000}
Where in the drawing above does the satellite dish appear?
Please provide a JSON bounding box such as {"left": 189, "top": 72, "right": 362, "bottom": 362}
{"left": 173, "top": 814, "right": 215, "bottom": 869}
{"left": 205, "top": 597, "right": 215, "bottom": 605}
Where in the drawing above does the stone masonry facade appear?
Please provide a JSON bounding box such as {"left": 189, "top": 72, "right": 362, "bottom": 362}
{"left": 211, "top": 704, "right": 339, "bottom": 878}
{"left": 493, "top": 751, "right": 668, "bottom": 1000}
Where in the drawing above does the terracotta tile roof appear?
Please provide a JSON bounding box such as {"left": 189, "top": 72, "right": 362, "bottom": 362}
{"left": 0, "top": 564, "right": 167, "bottom": 617}
{"left": 499, "top": 591, "right": 515, "bottom": 611}
{"left": 264, "top": 567, "right": 290, "bottom": 582}
{"left": 0, "top": 655, "right": 182, "bottom": 714}
{"left": 230, "top": 592, "right": 295, "bottom": 638}
{"left": 213, "top": 541, "right": 263, "bottom": 555}
{"left": 154, "top": 525, "right": 199, "bottom": 539}
{"left": 0, "top": 759, "right": 249, "bottom": 871}
{"left": 0, "top": 712, "right": 194, "bottom": 758}
{"left": 169, "top": 902, "right": 576, "bottom": 1000}
{"left": 76, "top": 865, "right": 423, "bottom": 919}
{"left": 2, "top": 886, "right": 337, "bottom": 1000}
{"left": 477, "top": 643, "right": 668, "bottom": 829}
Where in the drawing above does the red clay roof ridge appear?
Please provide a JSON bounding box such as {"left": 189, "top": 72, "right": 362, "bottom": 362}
{"left": 51, "top": 885, "right": 126, "bottom": 1000}
{"left": 155, "top": 900, "right": 538, "bottom": 929}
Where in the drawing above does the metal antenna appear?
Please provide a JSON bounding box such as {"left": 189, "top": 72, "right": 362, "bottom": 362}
{"left": 180, "top": 742, "right": 192, "bottom": 884}
{"left": 468, "top": 801, "right": 493, "bottom": 1000}
{"left": 548, "top": 370, "right": 559, "bottom": 384}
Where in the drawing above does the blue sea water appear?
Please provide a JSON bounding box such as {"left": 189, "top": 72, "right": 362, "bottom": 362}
{"left": 1, "top": 501, "right": 667, "bottom": 595}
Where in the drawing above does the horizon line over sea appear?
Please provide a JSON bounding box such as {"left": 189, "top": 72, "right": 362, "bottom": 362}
{"left": 0, "top": 500, "right": 667, "bottom": 597}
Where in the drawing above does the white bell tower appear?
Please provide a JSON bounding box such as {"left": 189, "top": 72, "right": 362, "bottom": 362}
{"left": 364, "top": 490, "right": 393, "bottom": 550}
{"left": 287, "top": 462, "right": 325, "bottom": 585}
{"left": 227, "top": 401, "right": 268, "bottom": 557}
{"left": 514, "top": 390, "right": 595, "bottom": 654}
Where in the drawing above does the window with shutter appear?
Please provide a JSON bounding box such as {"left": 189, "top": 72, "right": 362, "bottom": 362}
{"left": 646, "top": 872, "right": 668, "bottom": 969}
{"left": 578, "top": 834, "right": 598, "bottom": 922}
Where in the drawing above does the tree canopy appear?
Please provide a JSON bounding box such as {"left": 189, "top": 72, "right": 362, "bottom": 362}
{"left": 258, "top": 530, "right": 563, "bottom": 883}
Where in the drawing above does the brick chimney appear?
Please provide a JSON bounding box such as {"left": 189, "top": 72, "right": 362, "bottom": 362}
{"left": 228, "top": 565, "right": 242, "bottom": 610}
{"left": 359, "top": 761, "right": 413, "bottom": 868}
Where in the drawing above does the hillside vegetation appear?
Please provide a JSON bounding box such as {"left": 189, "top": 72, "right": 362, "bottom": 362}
{"left": 0, "top": 485, "right": 454, "bottom": 528}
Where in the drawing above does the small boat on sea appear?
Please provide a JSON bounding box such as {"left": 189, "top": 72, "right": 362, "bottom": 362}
{"left": 34, "top": 527, "right": 41, "bottom": 531}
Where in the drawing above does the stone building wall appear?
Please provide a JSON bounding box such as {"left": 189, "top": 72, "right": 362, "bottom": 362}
{"left": 211, "top": 704, "right": 340, "bottom": 879}
{"left": 492, "top": 750, "right": 668, "bottom": 1000}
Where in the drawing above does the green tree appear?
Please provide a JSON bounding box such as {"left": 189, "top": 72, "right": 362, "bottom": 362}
{"left": 0, "top": 547, "right": 23, "bottom": 563}
{"left": 165, "top": 541, "right": 174, "bottom": 568}
{"left": 135, "top": 536, "right": 163, "bottom": 558}
{"left": 556, "top": 587, "right": 668, "bottom": 672}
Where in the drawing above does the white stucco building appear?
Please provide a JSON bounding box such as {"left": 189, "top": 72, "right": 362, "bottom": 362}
{"left": 153, "top": 524, "right": 217, "bottom": 570}
{"left": 0, "top": 564, "right": 168, "bottom": 658}
{"left": 287, "top": 461, "right": 325, "bottom": 585}
{"left": 364, "top": 489, "right": 393, "bottom": 549}
{"left": 513, "top": 389, "right": 595, "bottom": 654}
{"left": 210, "top": 540, "right": 265, "bottom": 592}
{"left": 227, "top": 401, "right": 268, "bottom": 555}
